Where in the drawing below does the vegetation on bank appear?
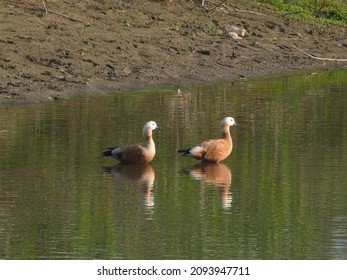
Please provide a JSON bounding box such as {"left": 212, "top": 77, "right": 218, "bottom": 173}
{"left": 253, "top": 0, "right": 347, "bottom": 25}
{"left": 1, "top": 0, "right": 346, "bottom": 25}
{"left": 189, "top": 0, "right": 347, "bottom": 25}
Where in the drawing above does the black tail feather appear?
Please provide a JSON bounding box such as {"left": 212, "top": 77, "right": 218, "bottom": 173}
{"left": 102, "top": 146, "right": 118, "bottom": 157}
{"left": 102, "top": 150, "right": 112, "bottom": 157}
{"left": 177, "top": 148, "right": 191, "bottom": 157}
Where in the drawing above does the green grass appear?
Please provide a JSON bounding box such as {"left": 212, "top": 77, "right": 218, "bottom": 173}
{"left": 200, "top": 23, "right": 219, "bottom": 36}
{"left": 234, "top": 0, "right": 347, "bottom": 25}
{"left": 173, "top": 0, "right": 346, "bottom": 26}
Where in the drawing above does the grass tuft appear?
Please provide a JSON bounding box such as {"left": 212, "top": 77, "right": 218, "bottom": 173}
{"left": 236, "top": 0, "right": 347, "bottom": 25}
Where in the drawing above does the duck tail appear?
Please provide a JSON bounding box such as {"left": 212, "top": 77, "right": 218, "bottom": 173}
{"left": 102, "top": 146, "right": 119, "bottom": 157}
{"left": 177, "top": 148, "right": 191, "bottom": 157}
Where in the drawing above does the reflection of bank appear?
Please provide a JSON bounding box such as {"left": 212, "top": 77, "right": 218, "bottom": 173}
{"left": 104, "top": 163, "right": 155, "bottom": 216}
{"left": 182, "top": 162, "right": 232, "bottom": 210}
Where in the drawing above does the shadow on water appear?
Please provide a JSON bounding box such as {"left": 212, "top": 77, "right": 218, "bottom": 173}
{"left": 103, "top": 163, "right": 155, "bottom": 218}
{"left": 181, "top": 162, "right": 232, "bottom": 211}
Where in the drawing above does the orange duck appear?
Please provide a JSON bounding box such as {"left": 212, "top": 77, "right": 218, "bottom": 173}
{"left": 178, "top": 117, "right": 238, "bottom": 162}
{"left": 103, "top": 121, "right": 160, "bottom": 164}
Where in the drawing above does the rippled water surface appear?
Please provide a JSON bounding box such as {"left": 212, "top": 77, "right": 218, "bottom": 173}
{"left": 1, "top": 70, "right": 347, "bottom": 259}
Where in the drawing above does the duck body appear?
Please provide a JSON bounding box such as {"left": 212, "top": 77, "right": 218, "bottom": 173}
{"left": 178, "top": 117, "right": 237, "bottom": 163}
{"left": 103, "top": 121, "right": 159, "bottom": 164}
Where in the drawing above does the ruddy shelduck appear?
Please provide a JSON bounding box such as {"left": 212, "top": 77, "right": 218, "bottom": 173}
{"left": 178, "top": 117, "right": 238, "bottom": 162}
{"left": 103, "top": 121, "right": 160, "bottom": 164}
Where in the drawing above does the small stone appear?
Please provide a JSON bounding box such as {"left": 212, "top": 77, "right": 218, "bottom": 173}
{"left": 228, "top": 32, "right": 242, "bottom": 40}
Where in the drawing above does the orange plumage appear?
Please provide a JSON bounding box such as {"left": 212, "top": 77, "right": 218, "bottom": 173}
{"left": 178, "top": 117, "right": 238, "bottom": 163}
{"left": 103, "top": 121, "right": 160, "bottom": 164}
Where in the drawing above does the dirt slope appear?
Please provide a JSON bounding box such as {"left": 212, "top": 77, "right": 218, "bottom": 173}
{"left": 0, "top": 0, "right": 346, "bottom": 101}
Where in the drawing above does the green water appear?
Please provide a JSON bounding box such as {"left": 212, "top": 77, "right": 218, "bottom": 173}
{"left": 0, "top": 70, "right": 347, "bottom": 259}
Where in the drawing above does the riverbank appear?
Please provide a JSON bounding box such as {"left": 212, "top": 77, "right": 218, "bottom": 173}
{"left": 1, "top": 0, "right": 346, "bottom": 102}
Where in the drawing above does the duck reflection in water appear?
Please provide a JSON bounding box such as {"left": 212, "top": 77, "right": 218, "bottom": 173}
{"left": 182, "top": 162, "right": 232, "bottom": 210}
{"left": 104, "top": 163, "right": 155, "bottom": 215}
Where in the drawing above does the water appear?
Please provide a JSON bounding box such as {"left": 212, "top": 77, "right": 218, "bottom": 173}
{"left": 0, "top": 70, "right": 346, "bottom": 260}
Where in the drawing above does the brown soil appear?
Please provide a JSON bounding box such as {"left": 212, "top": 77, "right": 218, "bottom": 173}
{"left": 0, "top": 0, "right": 346, "bottom": 102}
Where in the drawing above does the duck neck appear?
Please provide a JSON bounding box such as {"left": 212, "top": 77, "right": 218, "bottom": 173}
{"left": 144, "top": 130, "right": 154, "bottom": 148}
{"left": 221, "top": 125, "right": 232, "bottom": 142}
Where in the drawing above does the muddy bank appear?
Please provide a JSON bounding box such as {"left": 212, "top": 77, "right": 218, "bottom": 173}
{"left": 0, "top": 0, "right": 346, "bottom": 102}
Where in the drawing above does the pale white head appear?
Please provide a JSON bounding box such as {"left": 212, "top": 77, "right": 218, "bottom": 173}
{"left": 221, "top": 117, "right": 238, "bottom": 127}
{"left": 143, "top": 121, "right": 160, "bottom": 135}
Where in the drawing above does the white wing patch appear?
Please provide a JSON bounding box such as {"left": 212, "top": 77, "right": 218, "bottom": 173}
{"left": 111, "top": 147, "right": 122, "bottom": 156}
{"left": 190, "top": 146, "right": 205, "bottom": 156}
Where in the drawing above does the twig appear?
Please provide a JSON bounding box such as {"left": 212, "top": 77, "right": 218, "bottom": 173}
{"left": 208, "top": 1, "right": 225, "bottom": 13}
{"left": 7, "top": 7, "right": 47, "bottom": 26}
{"left": 204, "top": 0, "right": 232, "bottom": 11}
{"left": 292, "top": 45, "right": 347, "bottom": 62}
{"left": 280, "top": 11, "right": 315, "bottom": 18}
{"left": 235, "top": 8, "right": 266, "bottom": 16}
{"left": 189, "top": 0, "right": 209, "bottom": 12}
{"left": 40, "top": 0, "right": 47, "bottom": 13}
{"left": 204, "top": 0, "right": 266, "bottom": 16}
{"left": 8, "top": 1, "right": 90, "bottom": 26}
{"left": 39, "top": 0, "right": 89, "bottom": 25}
{"left": 46, "top": 9, "right": 90, "bottom": 26}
